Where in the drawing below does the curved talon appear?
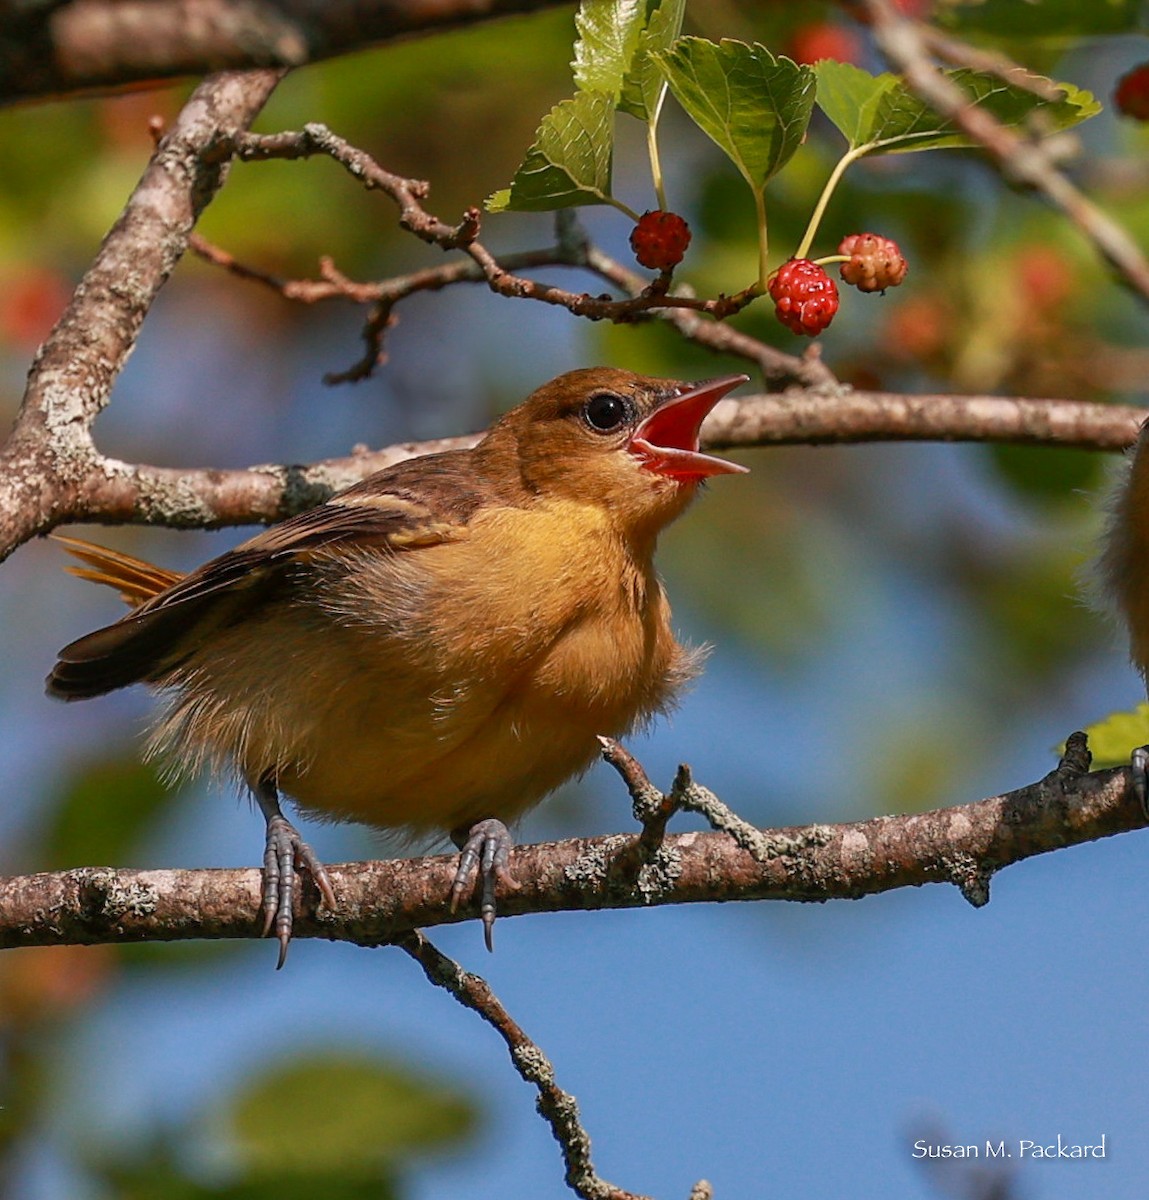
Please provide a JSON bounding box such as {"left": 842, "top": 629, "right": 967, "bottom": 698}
{"left": 450, "top": 818, "right": 520, "bottom": 950}
{"left": 260, "top": 811, "right": 336, "bottom": 970}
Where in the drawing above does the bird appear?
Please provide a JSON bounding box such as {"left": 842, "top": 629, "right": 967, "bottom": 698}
{"left": 1097, "top": 420, "right": 1149, "bottom": 809}
{"left": 47, "top": 366, "right": 749, "bottom": 964}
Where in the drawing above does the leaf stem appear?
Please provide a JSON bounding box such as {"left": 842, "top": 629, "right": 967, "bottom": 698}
{"left": 647, "top": 118, "right": 668, "bottom": 212}
{"left": 793, "top": 143, "right": 871, "bottom": 261}
{"left": 608, "top": 195, "right": 643, "bottom": 223}
{"left": 753, "top": 186, "right": 769, "bottom": 291}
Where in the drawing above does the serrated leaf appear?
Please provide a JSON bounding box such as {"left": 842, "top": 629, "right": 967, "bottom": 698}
{"left": 573, "top": 0, "right": 651, "bottom": 98}
{"left": 815, "top": 60, "right": 1099, "bottom": 155}
{"left": 619, "top": 0, "right": 686, "bottom": 122}
{"left": 1075, "top": 704, "right": 1149, "bottom": 771}
{"left": 655, "top": 39, "right": 816, "bottom": 192}
{"left": 814, "top": 61, "right": 903, "bottom": 151}
{"left": 486, "top": 91, "right": 615, "bottom": 212}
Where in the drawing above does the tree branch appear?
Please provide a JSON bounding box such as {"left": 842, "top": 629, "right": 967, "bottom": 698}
{"left": 0, "top": 68, "right": 283, "bottom": 561}
{"left": 0, "top": 733, "right": 1138, "bottom": 952}
{"left": 8, "top": 88, "right": 1139, "bottom": 556}
{"left": 49, "top": 390, "right": 1141, "bottom": 537}
{"left": 862, "top": 0, "right": 1149, "bottom": 305}
{"left": 0, "top": 0, "right": 574, "bottom": 107}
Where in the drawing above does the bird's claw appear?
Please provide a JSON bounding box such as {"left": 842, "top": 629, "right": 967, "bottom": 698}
{"left": 261, "top": 813, "right": 336, "bottom": 969}
{"left": 450, "top": 818, "right": 519, "bottom": 951}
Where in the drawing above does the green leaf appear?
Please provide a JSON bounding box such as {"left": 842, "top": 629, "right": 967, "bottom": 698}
{"left": 44, "top": 754, "right": 183, "bottom": 869}
{"left": 572, "top": 0, "right": 651, "bottom": 98}
{"left": 227, "top": 1055, "right": 479, "bottom": 1176}
{"left": 814, "top": 61, "right": 903, "bottom": 151}
{"left": 815, "top": 60, "right": 1099, "bottom": 155}
{"left": 1076, "top": 705, "right": 1149, "bottom": 771}
{"left": 942, "top": 0, "right": 1139, "bottom": 39}
{"left": 618, "top": 0, "right": 686, "bottom": 122}
{"left": 486, "top": 91, "right": 615, "bottom": 212}
{"left": 655, "top": 38, "right": 816, "bottom": 192}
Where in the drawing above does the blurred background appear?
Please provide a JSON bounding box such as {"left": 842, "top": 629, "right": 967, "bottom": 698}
{"left": 1, "top": 3, "right": 1148, "bottom": 1197}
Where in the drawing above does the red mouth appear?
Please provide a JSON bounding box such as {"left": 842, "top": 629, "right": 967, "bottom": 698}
{"left": 629, "top": 374, "right": 750, "bottom": 480}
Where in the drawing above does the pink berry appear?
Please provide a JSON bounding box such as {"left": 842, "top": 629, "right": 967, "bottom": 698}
{"left": 630, "top": 210, "right": 692, "bottom": 271}
{"left": 768, "top": 259, "right": 839, "bottom": 336}
{"left": 838, "top": 233, "right": 908, "bottom": 293}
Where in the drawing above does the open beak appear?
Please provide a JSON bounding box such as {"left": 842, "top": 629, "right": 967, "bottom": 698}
{"left": 629, "top": 374, "right": 750, "bottom": 480}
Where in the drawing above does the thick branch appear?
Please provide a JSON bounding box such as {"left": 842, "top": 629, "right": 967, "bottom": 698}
{"left": 0, "top": 737, "right": 1138, "bottom": 951}
{"left": 60, "top": 391, "right": 1144, "bottom": 531}
{"left": 0, "top": 0, "right": 573, "bottom": 107}
{"left": 0, "top": 69, "right": 282, "bottom": 559}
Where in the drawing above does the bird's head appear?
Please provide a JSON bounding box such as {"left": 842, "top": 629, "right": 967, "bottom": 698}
{"left": 479, "top": 367, "right": 749, "bottom": 541}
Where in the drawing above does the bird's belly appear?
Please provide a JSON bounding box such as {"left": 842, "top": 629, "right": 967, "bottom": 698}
{"left": 277, "top": 611, "right": 685, "bottom": 834}
{"left": 281, "top": 697, "right": 602, "bottom": 833}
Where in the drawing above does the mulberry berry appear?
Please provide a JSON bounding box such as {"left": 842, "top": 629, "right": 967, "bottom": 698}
{"left": 630, "top": 210, "right": 692, "bottom": 271}
{"left": 838, "top": 233, "right": 908, "bottom": 293}
{"left": 768, "top": 259, "right": 839, "bottom": 336}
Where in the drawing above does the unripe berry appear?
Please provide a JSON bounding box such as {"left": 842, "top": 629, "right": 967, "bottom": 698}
{"left": 768, "top": 259, "right": 839, "bottom": 336}
{"left": 838, "top": 233, "right": 908, "bottom": 293}
{"left": 1115, "top": 63, "right": 1149, "bottom": 121}
{"left": 630, "top": 210, "right": 692, "bottom": 271}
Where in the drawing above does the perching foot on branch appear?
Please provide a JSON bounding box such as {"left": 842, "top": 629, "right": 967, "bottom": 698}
{"left": 450, "top": 818, "right": 520, "bottom": 951}
{"left": 255, "top": 780, "right": 337, "bottom": 968}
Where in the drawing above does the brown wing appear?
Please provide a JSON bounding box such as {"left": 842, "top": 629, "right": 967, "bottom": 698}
{"left": 47, "top": 451, "right": 487, "bottom": 701}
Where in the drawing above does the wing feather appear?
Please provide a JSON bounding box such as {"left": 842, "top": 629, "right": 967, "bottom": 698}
{"left": 47, "top": 451, "right": 485, "bottom": 701}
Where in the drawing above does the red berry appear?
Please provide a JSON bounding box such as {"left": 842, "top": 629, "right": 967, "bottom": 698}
{"left": 768, "top": 259, "right": 839, "bottom": 336}
{"left": 1115, "top": 63, "right": 1149, "bottom": 121}
{"left": 788, "top": 22, "right": 862, "bottom": 66}
{"left": 838, "top": 233, "right": 908, "bottom": 293}
{"left": 630, "top": 210, "right": 692, "bottom": 271}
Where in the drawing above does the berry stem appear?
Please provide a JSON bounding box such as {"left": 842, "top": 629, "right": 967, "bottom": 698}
{"left": 812, "top": 254, "right": 851, "bottom": 267}
{"left": 793, "top": 145, "right": 869, "bottom": 262}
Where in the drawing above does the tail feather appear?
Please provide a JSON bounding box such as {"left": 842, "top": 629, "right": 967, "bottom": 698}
{"left": 53, "top": 534, "right": 184, "bottom": 606}
{"left": 48, "top": 534, "right": 191, "bottom": 700}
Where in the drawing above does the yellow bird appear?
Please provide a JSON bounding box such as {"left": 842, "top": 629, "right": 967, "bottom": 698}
{"left": 1098, "top": 420, "right": 1149, "bottom": 805}
{"left": 48, "top": 367, "right": 748, "bottom": 963}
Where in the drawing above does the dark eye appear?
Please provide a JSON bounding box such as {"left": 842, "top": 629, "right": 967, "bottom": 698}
{"left": 582, "top": 391, "right": 631, "bottom": 433}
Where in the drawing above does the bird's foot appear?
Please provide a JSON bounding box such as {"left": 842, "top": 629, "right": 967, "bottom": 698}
{"left": 1133, "top": 746, "right": 1149, "bottom": 821}
{"left": 261, "top": 813, "right": 337, "bottom": 969}
{"left": 449, "top": 818, "right": 520, "bottom": 951}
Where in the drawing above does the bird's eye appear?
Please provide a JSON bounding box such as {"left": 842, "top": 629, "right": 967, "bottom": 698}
{"left": 582, "top": 392, "right": 631, "bottom": 433}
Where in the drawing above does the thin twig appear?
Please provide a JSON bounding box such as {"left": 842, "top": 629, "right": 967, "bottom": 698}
{"left": 189, "top": 123, "right": 810, "bottom": 387}
{"left": 396, "top": 931, "right": 651, "bottom": 1200}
